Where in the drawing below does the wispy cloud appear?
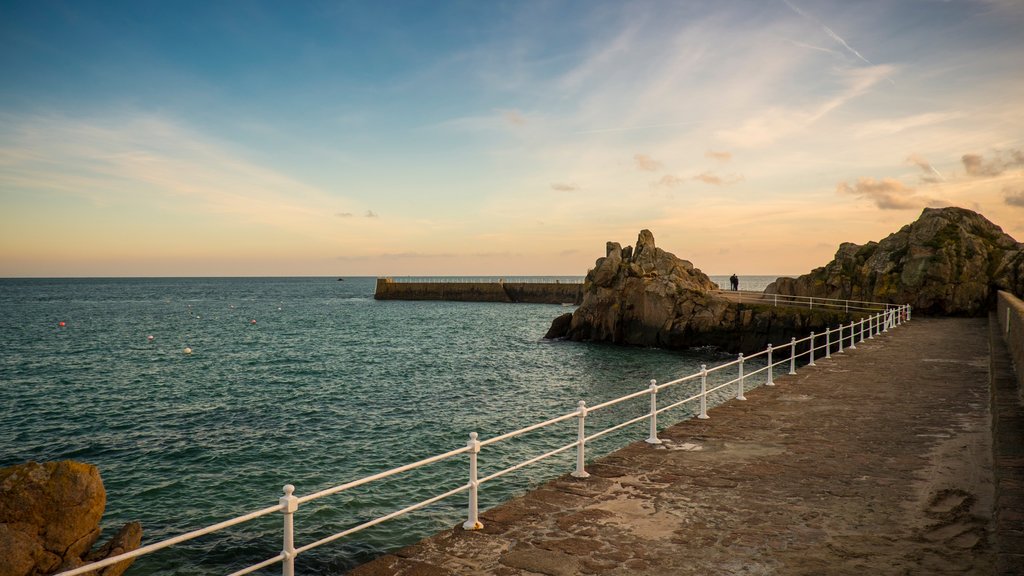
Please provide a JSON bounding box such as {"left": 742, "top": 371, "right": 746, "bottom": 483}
{"left": 716, "top": 64, "right": 894, "bottom": 146}
{"left": 836, "top": 177, "right": 944, "bottom": 210}
{"left": 1005, "top": 186, "right": 1024, "bottom": 208}
{"left": 657, "top": 174, "right": 685, "bottom": 187}
{"left": 906, "top": 153, "right": 946, "bottom": 182}
{"left": 705, "top": 150, "right": 732, "bottom": 162}
{"left": 551, "top": 182, "right": 580, "bottom": 192}
{"left": 962, "top": 149, "right": 1024, "bottom": 177}
{"left": 502, "top": 109, "right": 527, "bottom": 126}
{"left": 633, "top": 153, "right": 662, "bottom": 172}
{"left": 364, "top": 210, "right": 379, "bottom": 218}
{"left": 0, "top": 113, "right": 349, "bottom": 232}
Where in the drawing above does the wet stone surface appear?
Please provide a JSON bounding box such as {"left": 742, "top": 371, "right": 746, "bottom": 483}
{"left": 349, "top": 318, "right": 1002, "bottom": 575}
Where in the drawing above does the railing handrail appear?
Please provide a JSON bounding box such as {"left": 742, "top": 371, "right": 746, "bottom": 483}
{"left": 56, "top": 301, "right": 911, "bottom": 576}
{"left": 711, "top": 289, "right": 898, "bottom": 311}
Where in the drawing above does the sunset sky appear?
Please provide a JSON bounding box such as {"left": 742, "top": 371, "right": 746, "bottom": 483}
{"left": 1, "top": 0, "right": 1022, "bottom": 277}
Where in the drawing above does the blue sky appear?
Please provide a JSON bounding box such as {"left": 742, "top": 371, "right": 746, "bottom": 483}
{"left": 1, "top": 0, "right": 1022, "bottom": 276}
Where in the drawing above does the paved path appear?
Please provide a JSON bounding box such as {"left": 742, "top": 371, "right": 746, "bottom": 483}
{"left": 350, "top": 318, "right": 1011, "bottom": 575}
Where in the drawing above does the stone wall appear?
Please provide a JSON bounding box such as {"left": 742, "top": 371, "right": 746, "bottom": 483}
{"left": 996, "top": 290, "right": 1024, "bottom": 401}
{"left": 374, "top": 278, "right": 582, "bottom": 304}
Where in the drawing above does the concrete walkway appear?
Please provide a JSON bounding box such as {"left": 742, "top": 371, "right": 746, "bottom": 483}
{"left": 350, "top": 318, "right": 1016, "bottom": 575}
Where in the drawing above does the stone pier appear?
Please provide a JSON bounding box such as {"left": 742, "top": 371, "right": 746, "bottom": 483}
{"left": 350, "top": 317, "right": 1023, "bottom": 575}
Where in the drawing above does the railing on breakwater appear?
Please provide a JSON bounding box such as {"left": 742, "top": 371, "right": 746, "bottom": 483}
{"left": 997, "top": 291, "right": 1024, "bottom": 394}
{"left": 712, "top": 289, "right": 898, "bottom": 313}
{"left": 56, "top": 301, "right": 912, "bottom": 576}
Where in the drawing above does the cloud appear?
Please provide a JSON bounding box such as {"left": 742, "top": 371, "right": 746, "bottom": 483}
{"left": 551, "top": 182, "right": 580, "bottom": 191}
{"left": 836, "top": 177, "right": 943, "bottom": 210}
{"left": 694, "top": 172, "right": 722, "bottom": 185}
{"left": 962, "top": 149, "right": 1024, "bottom": 177}
{"left": 855, "top": 112, "right": 963, "bottom": 138}
{"left": 657, "top": 174, "right": 685, "bottom": 187}
{"left": 905, "top": 153, "right": 945, "bottom": 182}
{"left": 633, "top": 154, "right": 662, "bottom": 172}
{"left": 705, "top": 150, "right": 732, "bottom": 162}
{"left": 716, "top": 64, "right": 894, "bottom": 147}
{"left": 1005, "top": 187, "right": 1024, "bottom": 208}
{"left": 335, "top": 212, "right": 354, "bottom": 218}
{"left": 364, "top": 210, "right": 379, "bottom": 218}
{"left": 502, "top": 109, "right": 527, "bottom": 126}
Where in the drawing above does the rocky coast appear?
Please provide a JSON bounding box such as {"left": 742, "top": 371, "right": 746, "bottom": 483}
{"left": 0, "top": 461, "right": 140, "bottom": 576}
{"left": 544, "top": 230, "right": 859, "bottom": 354}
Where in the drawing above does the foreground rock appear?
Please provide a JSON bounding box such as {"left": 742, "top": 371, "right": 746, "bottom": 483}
{"left": 767, "top": 207, "right": 1024, "bottom": 315}
{"left": 546, "top": 230, "right": 853, "bottom": 353}
{"left": 0, "top": 461, "right": 141, "bottom": 576}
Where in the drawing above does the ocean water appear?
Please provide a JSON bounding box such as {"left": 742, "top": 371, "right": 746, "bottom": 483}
{"left": 0, "top": 276, "right": 780, "bottom": 574}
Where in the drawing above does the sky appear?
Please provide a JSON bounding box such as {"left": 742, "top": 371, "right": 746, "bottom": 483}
{"left": 1, "top": 0, "right": 1022, "bottom": 277}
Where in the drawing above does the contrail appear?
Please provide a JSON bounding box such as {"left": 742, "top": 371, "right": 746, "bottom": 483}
{"left": 782, "top": 0, "right": 873, "bottom": 66}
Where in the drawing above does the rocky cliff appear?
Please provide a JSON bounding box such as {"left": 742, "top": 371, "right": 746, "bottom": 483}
{"left": 766, "top": 207, "right": 1024, "bottom": 316}
{"left": 546, "top": 230, "right": 854, "bottom": 353}
{"left": 0, "top": 461, "right": 141, "bottom": 576}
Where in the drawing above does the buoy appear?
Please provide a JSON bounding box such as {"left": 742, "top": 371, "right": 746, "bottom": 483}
{"left": 250, "top": 319, "right": 257, "bottom": 324}
{"left": 183, "top": 347, "right": 192, "bottom": 355}
{"left": 147, "top": 335, "right": 154, "bottom": 342}
{"left": 58, "top": 321, "right": 66, "bottom": 327}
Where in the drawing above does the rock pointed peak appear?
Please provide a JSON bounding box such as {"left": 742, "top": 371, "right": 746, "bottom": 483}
{"left": 632, "top": 229, "right": 656, "bottom": 262}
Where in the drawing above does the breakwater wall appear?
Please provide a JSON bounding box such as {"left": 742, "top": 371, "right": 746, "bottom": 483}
{"left": 996, "top": 290, "right": 1024, "bottom": 398}
{"left": 374, "top": 278, "right": 583, "bottom": 304}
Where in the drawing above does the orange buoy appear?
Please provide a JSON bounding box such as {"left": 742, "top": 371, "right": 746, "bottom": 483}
{"left": 250, "top": 319, "right": 257, "bottom": 325}
{"left": 58, "top": 321, "right": 66, "bottom": 327}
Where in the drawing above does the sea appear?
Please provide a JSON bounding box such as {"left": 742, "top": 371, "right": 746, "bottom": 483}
{"left": 0, "top": 275, "right": 781, "bottom": 575}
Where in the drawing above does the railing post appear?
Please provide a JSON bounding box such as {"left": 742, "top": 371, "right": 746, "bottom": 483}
{"left": 773, "top": 294, "right": 777, "bottom": 307}
{"left": 645, "top": 381, "right": 662, "bottom": 445}
{"left": 463, "top": 432, "right": 483, "bottom": 530}
{"left": 766, "top": 344, "right": 775, "bottom": 386}
{"left": 810, "top": 297, "right": 814, "bottom": 309}
{"left": 837, "top": 323, "right": 844, "bottom": 354}
{"left": 789, "top": 337, "right": 797, "bottom": 375}
{"left": 869, "top": 314, "right": 875, "bottom": 339}
{"left": 848, "top": 320, "right": 857, "bottom": 349}
{"left": 860, "top": 318, "right": 866, "bottom": 343}
{"left": 809, "top": 332, "right": 816, "bottom": 366}
{"left": 573, "top": 401, "right": 591, "bottom": 476}
{"left": 280, "top": 485, "right": 298, "bottom": 576}
{"left": 698, "top": 364, "right": 710, "bottom": 419}
{"left": 825, "top": 327, "right": 832, "bottom": 359}
{"left": 883, "top": 309, "right": 890, "bottom": 332}
{"left": 736, "top": 354, "right": 746, "bottom": 400}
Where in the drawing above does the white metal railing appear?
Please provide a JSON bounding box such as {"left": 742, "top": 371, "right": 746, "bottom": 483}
{"left": 57, "top": 303, "right": 911, "bottom": 576}
{"left": 711, "top": 289, "right": 898, "bottom": 313}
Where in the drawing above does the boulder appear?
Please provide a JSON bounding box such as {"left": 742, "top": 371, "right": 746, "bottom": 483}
{"left": 0, "top": 461, "right": 140, "bottom": 576}
{"left": 765, "top": 207, "right": 1024, "bottom": 315}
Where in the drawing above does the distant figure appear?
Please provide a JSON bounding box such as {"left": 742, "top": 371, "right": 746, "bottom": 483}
{"left": 729, "top": 274, "right": 739, "bottom": 291}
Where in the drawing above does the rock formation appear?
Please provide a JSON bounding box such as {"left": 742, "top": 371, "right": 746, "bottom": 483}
{"left": 546, "top": 230, "right": 854, "bottom": 353}
{"left": 766, "top": 207, "right": 1024, "bottom": 316}
{"left": 0, "top": 461, "right": 141, "bottom": 576}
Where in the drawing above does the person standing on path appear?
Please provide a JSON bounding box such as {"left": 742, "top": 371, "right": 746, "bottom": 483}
{"left": 730, "top": 274, "right": 739, "bottom": 291}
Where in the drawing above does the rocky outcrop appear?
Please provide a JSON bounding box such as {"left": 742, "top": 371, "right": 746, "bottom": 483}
{"left": 546, "top": 230, "right": 855, "bottom": 353}
{"left": 766, "top": 207, "right": 1024, "bottom": 316}
{"left": 0, "top": 461, "right": 141, "bottom": 576}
